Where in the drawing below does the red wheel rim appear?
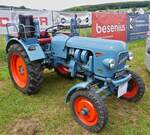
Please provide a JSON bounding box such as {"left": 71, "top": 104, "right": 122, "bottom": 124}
{"left": 56, "top": 65, "right": 69, "bottom": 75}
{"left": 74, "top": 96, "right": 98, "bottom": 126}
{"left": 123, "top": 79, "right": 138, "bottom": 99}
{"left": 10, "top": 53, "right": 28, "bottom": 89}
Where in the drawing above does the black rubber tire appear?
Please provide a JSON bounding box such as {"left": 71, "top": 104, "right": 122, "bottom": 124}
{"left": 122, "top": 70, "right": 145, "bottom": 102}
{"left": 70, "top": 90, "right": 108, "bottom": 133}
{"left": 8, "top": 44, "right": 43, "bottom": 95}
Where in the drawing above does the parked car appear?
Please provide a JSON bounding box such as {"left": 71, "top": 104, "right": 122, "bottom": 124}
{"left": 145, "top": 32, "right": 150, "bottom": 71}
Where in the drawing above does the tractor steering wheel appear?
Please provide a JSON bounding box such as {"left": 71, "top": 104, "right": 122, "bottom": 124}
{"left": 45, "top": 25, "right": 65, "bottom": 36}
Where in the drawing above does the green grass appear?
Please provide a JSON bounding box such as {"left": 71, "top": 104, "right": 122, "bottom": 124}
{"left": 0, "top": 36, "right": 7, "bottom": 64}
{"left": 79, "top": 28, "right": 92, "bottom": 37}
{"left": 63, "top": 27, "right": 92, "bottom": 37}
{"left": 0, "top": 35, "right": 150, "bottom": 135}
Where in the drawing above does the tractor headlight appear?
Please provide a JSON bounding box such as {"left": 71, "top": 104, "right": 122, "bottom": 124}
{"left": 103, "top": 58, "right": 116, "bottom": 69}
{"left": 128, "top": 52, "right": 133, "bottom": 61}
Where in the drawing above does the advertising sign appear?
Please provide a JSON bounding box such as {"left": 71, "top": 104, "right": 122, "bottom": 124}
{"left": 0, "top": 10, "right": 11, "bottom": 34}
{"left": 127, "top": 14, "right": 149, "bottom": 41}
{"left": 92, "top": 12, "right": 127, "bottom": 42}
{"left": 0, "top": 10, "right": 92, "bottom": 34}
{"left": 53, "top": 12, "right": 91, "bottom": 27}
{"left": 10, "top": 10, "right": 52, "bottom": 31}
{"left": 0, "top": 10, "right": 53, "bottom": 34}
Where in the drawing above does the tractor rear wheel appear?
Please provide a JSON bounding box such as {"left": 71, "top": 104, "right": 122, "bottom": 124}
{"left": 70, "top": 90, "right": 108, "bottom": 133}
{"left": 8, "top": 44, "right": 43, "bottom": 95}
{"left": 122, "top": 71, "right": 145, "bottom": 102}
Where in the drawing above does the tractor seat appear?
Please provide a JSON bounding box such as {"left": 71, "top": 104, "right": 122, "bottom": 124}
{"left": 38, "top": 31, "right": 51, "bottom": 45}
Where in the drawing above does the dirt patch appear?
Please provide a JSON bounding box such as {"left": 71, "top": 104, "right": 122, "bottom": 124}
{"left": 8, "top": 118, "right": 43, "bottom": 135}
{"left": 0, "top": 81, "right": 5, "bottom": 89}
{"left": 0, "top": 81, "right": 3, "bottom": 86}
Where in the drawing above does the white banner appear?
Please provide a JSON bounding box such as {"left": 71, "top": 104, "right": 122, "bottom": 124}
{"left": 0, "top": 9, "right": 92, "bottom": 34}
{"left": 0, "top": 9, "right": 53, "bottom": 34}
{"left": 53, "top": 12, "right": 92, "bottom": 27}
{"left": 0, "top": 10, "right": 11, "bottom": 34}
{"left": 11, "top": 10, "right": 53, "bottom": 31}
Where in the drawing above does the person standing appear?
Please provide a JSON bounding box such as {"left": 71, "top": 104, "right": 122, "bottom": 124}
{"left": 70, "top": 14, "right": 79, "bottom": 36}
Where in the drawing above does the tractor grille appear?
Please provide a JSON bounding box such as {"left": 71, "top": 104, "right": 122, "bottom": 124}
{"left": 117, "top": 52, "right": 128, "bottom": 69}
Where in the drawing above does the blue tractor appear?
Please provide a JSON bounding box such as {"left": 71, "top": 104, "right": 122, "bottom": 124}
{"left": 6, "top": 15, "right": 145, "bottom": 133}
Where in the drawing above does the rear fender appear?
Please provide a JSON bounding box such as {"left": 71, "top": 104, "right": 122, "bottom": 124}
{"left": 65, "top": 79, "right": 93, "bottom": 104}
{"left": 6, "top": 38, "right": 45, "bottom": 61}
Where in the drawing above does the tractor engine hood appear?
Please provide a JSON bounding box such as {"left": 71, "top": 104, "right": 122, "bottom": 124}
{"left": 66, "top": 36, "right": 127, "bottom": 53}
{"left": 66, "top": 36, "right": 128, "bottom": 78}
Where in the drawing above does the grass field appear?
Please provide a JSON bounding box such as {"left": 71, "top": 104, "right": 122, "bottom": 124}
{"left": 0, "top": 32, "right": 150, "bottom": 135}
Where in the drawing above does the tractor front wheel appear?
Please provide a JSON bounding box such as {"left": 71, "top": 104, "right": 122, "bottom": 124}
{"left": 8, "top": 44, "right": 43, "bottom": 95}
{"left": 122, "top": 71, "right": 145, "bottom": 102}
{"left": 70, "top": 90, "right": 108, "bottom": 133}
